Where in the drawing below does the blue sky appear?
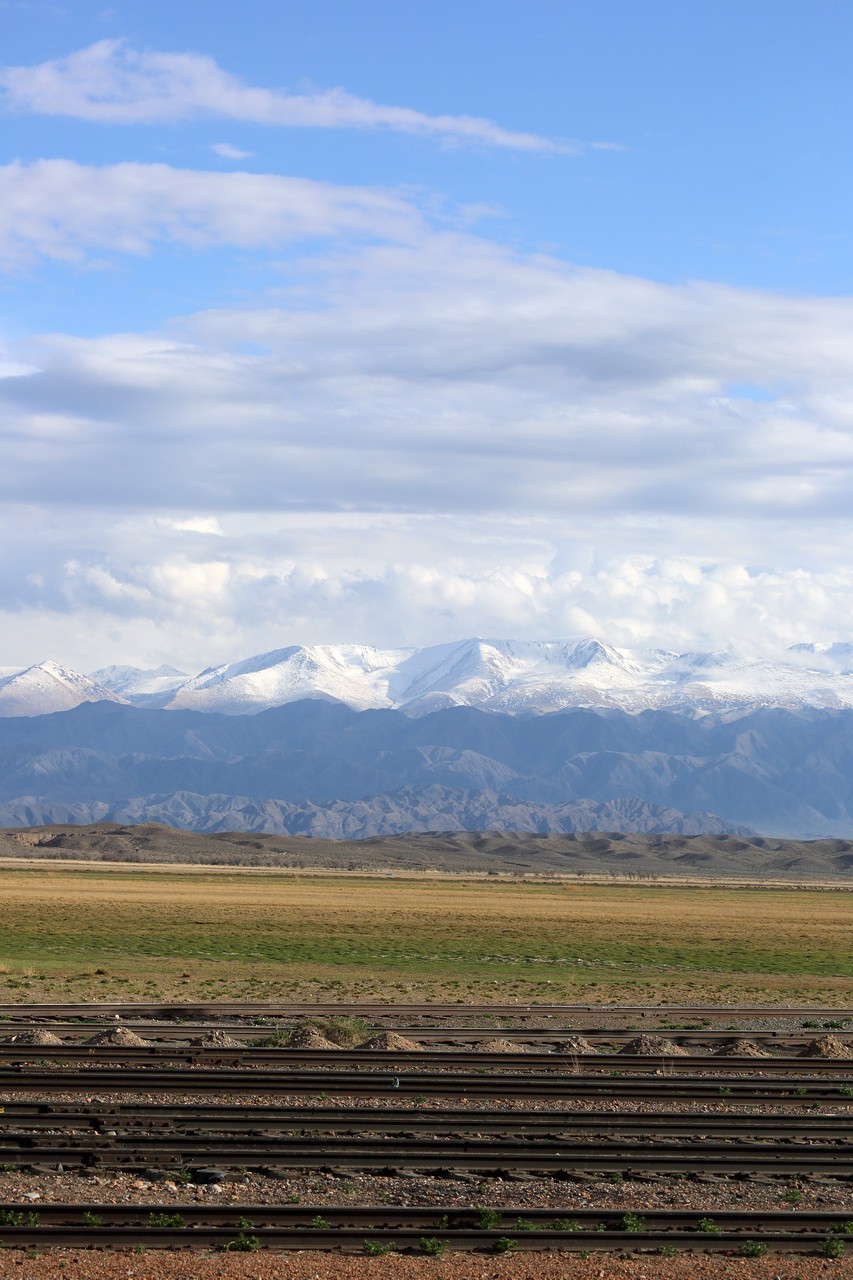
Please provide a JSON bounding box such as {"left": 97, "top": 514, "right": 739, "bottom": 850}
{"left": 1, "top": 0, "right": 853, "bottom": 669}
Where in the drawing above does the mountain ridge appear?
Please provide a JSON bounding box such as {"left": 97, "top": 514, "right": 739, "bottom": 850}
{"left": 0, "top": 700, "right": 852, "bottom": 838}
{"left": 3, "top": 636, "right": 853, "bottom": 718}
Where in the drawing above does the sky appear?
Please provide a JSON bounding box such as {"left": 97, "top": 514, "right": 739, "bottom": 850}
{"left": 2, "top": 0, "right": 853, "bottom": 672}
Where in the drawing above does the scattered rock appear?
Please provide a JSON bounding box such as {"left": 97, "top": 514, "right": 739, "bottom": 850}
{"left": 800, "top": 1034, "right": 852, "bottom": 1059}
{"left": 621, "top": 1034, "right": 689, "bottom": 1056}
{"left": 358, "top": 1031, "right": 423, "bottom": 1051}
{"left": 286, "top": 1024, "right": 340, "bottom": 1050}
{"left": 191, "top": 1030, "right": 245, "bottom": 1048}
{"left": 84, "top": 1026, "right": 149, "bottom": 1047}
{"left": 714, "top": 1039, "right": 770, "bottom": 1057}
{"left": 478, "top": 1037, "right": 527, "bottom": 1053}
{"left": 555, "top": 1036, "right": 598, "bottom": 1055}
{"left": 6, "top": 1028, "right": 63, "bottom": 1045}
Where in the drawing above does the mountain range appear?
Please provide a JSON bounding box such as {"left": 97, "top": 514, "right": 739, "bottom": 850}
{"left": 0, "top": 698, "right": 852, "bottom": 839}
{"left": 2, "top": 636, "right": 853, "bottom": 718}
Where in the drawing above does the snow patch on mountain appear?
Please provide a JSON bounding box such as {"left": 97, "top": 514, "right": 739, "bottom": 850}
{"left": 0, "top": 662, "right": 126, "bottom": 717}
{"left": 1, "top": 636, "right": 853, "bottom": 718}
{"left": 89, "top": 665, "right": 188, "bottom": 703}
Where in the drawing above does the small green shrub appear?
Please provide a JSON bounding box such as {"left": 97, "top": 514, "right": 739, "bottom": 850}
{"left": 363, "top": 1239, "right": 395, "bottom": 1256}
{"left": 514, "top": 1217, "right": 535, "bottom": 1231}
{"left": 235, "top": 1216, "right": 254, "bottom": 1229}
{"left": 0, "top": 1211, "right": 39, "bottom": 1228}
{"left": 475, "top": 1207, "right": 502, "bottom": 1229}
{"left": 82, "top": 1212, "right": 103, "bottom": 1227}
{"left": 551, "top": 1218, "right": 582, "bottom": 1231}
{"left": 822, "top": 1237, "right": 845, "bottom": 1259}
{"left": 223, "top": 1233, "right": 260, "bottom": 1252}
{"left": 739, "top": 1240, "right": 768, "bottom": 1258}
{"left": 493, "top": 1237, "right": 517, "bottom": 1253}
{"left": 148, "top": 1212, "right": 185, "bottom": 1228}
{"left": 622, "top": 1212, "right": 646, "bottom": 1232}
{"left": 311, "top": 1215, "right": 331, "bottom": 1229}
{"left": 658, "top": 1244, "right": 679, "bottom": 1257}
{"left": 697, "top": 1217, "right": 721, "bottom": 1234}
{"left": 420, "top": 1236, "right": 447, "bottom": 1256}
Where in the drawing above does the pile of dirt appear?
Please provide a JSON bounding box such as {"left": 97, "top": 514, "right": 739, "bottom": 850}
{"left": 84, "top": 1026, "right": 149, "bottom": 1047}
{"left": 479, "top": 1037, "right": 527, "bottom": 1053}
{"left": 714, "top": 1039, "right": 770, "bottom": 1057}
{"left": 621, "top": 1034, "right": 689, "bottom": 1057}
{"left": 555, "top": 1036, "right": 598, "bottom": 1055}
{"left": 358, "top": 1031, "right": 423, "bottom": 1052}
{"left": 286, "top": 1024, "right": 340, "bottom": 1050}
{"left": 799, "top": 1034, "right": 852, "bottom": 1059}
{"left": 5, "top": 1028, "right": 63, "bottom": 1045}
{"left": 191, "top": 1030, "right": 245, "bottom": 1048}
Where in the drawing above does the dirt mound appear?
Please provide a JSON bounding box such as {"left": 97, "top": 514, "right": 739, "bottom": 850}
{"left": 192, "top": 1030, "right": 245, "bottom": 1048}
{"left": 286, "top": 1024, "right": 339, "bottom": 1050}
{"left": 479, "top": 1037, "right": 527, "bottom": 1053}
{"left": 359, "top": 1031, "right": 423, "bottom": 1052}
{"left": 714, "top": 1039, "right": 770, "bottom": 1057}
{"left": 799, "top": 1034, "right": 852, "bottom": 1059}
{"left": 621, "top": 1034, "right": 689, "bottom": 1057}
{"left": 84, "top": 1026, "right": 149, "bottom": 1047}
{"left": 555, "top": 1036, "right": 598, "bottom": 1055}
{"left": 6, "top": 1028, "right": 63, "bottom": 1045}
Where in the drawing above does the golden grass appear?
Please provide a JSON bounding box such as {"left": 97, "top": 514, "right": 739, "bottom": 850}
{"left": 0, "top": 864, "right": 850, "bottom": 1005}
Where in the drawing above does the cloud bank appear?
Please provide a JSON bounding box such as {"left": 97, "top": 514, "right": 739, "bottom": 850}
{"left": 0, "top": 160, "right": 422, "bottom": 268}
{"left": 0, "top": 39, "right": 569, "bottom": 152}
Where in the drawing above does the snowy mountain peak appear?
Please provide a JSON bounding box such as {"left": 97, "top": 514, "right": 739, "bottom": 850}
{"left": 3, "top": 637, "right": 853, "bottom": 718}
{"left": 0, "top": 661, "right": 126, "bottom": 717}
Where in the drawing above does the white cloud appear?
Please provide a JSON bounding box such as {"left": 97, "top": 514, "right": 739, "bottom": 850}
{"left": 1, "top": 176, "right": 852, "bottom": 663}
{"left": 209, "top": 142, "right": 253, "bottom": 160}
{"left": 0, "top": 160, "right": 423, "bottom": 268}
{"left": 0, "top": 39, "right": 571, "bottom": 152}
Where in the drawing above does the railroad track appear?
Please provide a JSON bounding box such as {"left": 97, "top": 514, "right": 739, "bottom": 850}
{"left": 1, "top": 1046, "right": 851, "bottom": 1074}
{"left": 1, "top": 1001, "right": 850, "bottom": 1020}
{"left": 4, "top": 1024, "right": 851, "bottom": 1049}
{"left": 2, "top": 1102, "right": 848, "bottom": 1139}
{"left": 2, "top": 1130, "right": 850, "bottom": 1176}
{"left": 0, "top": 1205, "right": 850, "bottom": 1251}
{"left": 2, "top": 1065, "right": 850, "bottom": 1101}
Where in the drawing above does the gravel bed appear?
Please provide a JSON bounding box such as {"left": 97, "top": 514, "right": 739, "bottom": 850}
{"left": 0, "top": 1249, "right": 846, "bottom": 1279}
{"left": 1, "top": 1165, "right": 852, "bottom": 1213}
{"left": 2, "top": 1089, "right": 851, "bottom": 1113}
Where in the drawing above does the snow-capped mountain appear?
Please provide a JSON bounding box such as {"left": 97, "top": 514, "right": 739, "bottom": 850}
{"left": 89, "top": 665, "right": 188, "bottom": 704}
{"left": 0, "top": 661, "right": 126, "bottom": 718}
{"left": 164, "top": 645, "right": 409, "bottom": 714}
{"left": 2, "top": 637, "right": 853, "bottom": 718}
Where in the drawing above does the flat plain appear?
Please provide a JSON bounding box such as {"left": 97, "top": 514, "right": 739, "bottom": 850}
{"left": 0, "top": 863, "right": 850, "bottom": 1004}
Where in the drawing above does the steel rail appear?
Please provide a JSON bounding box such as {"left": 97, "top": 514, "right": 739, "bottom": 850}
{"left": 0, "top": 1046, "right": 850, "bottom": 1074}
{"left": 0, "top": 1224, "right": 844, "bottom": 1252}
{"left": 1, "top": 1066, "right": 850, "bottom": 1100}
{"left": 1, "top": 1002, "right": 850, "bottom": 1019}
{"left": 2, "top": 1134, "right": 850, "bottom": 1175}
{"left": 1, "top": 1204, "right": 852, "bottom": 1232}
{"left": 2, "top": 1103, "right": 848, "bottom": 1138}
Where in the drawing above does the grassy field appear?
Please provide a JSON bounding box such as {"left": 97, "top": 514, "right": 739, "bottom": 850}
{"left": 0, "top": 864, "right": 850, "bottom": 1005}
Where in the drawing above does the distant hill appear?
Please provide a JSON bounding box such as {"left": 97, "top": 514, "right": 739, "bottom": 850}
{"left": 2, "top": 822, "right": 851, "bottom": 881}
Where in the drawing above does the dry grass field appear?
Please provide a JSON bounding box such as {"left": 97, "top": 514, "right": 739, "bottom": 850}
{"left": 0, "top": 863, "right": 850, "bottom": 1004}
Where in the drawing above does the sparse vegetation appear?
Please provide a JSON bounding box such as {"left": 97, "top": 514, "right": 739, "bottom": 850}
{"left": 147, "top": 1212, "right": 185, "bottom": 1229}
{"left": 0, "top": 866, "right": 848, "bottom": 1003}
{"left": 419, "top": 1236, "right": 447, "bottom": 1256}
